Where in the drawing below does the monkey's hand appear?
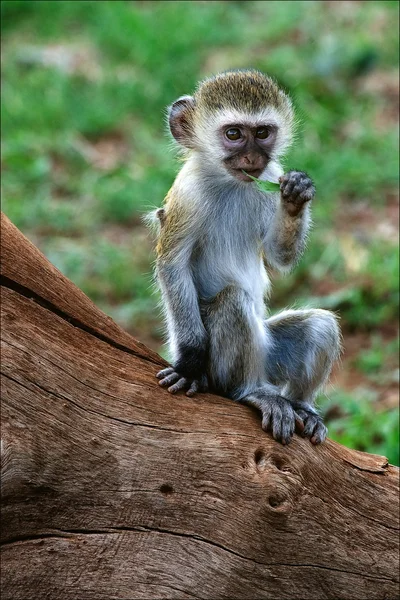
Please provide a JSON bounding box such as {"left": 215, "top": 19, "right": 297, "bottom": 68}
{"left": 291, "top": 402, "right": 327, "bottom": 445}
{"left": 279, "top": 170, "right": 315, "bottom": 217}
{"left": 156, "top": 368, "right": 208, "bottom": 397}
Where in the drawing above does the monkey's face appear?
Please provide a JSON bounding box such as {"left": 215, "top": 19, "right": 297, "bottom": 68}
{"left": 220, "top": 123, "right": 278, "bottom": 183}
{"left": 168, "top": 71, "right": 295, "bottom": 183}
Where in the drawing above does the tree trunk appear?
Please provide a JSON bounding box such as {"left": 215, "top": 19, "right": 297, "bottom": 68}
{"left": 1, "top": 212, "right": 398, "bottom": 600}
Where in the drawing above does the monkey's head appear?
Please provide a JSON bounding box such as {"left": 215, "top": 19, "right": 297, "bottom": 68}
{"left": 168, "top": 70, "right": 295, "bottom": 183}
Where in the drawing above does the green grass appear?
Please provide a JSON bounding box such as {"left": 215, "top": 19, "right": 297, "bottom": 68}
{"left": 321, "top": 389, "right": 399, "bottom": 466}
{"left": 1, "top": 0, "right": 399, "bottom": 462}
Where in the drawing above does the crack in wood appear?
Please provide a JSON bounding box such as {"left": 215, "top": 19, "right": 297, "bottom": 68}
{"left": 5, "top": 338, "right": 155, "bottom": 404}
{"left": 2, "top": 526, "right": 397, "bottom": 583}
{"left": 2, "top": 367, "right": 257, "bottom": 439}
{"left": 0, "top": 275, "right": 162, "bottom": 367}
{"left": 132, "top": 582, "right": 200, "bottom": 599}
{"left": 342, "top": 458, "right": 389, "bottom": 474}
{"left": 1, "top": 372, "right": 197, "bottom": 435}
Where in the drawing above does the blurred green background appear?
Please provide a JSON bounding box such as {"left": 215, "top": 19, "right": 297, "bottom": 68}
{"left": 1, "top": 0, "right": 399, "bottom": 463}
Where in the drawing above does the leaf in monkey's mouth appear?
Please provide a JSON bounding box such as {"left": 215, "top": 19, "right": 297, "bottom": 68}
{"left": 242, "top": 171, "right": 281, "bottom": 192}
{"left": 243, "top": 159, "right": 284, "bottom": 192}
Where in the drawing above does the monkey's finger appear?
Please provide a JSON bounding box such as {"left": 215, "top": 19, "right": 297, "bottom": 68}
{"left": 302, "top": 414, "right": 319, "bottom": 438}
{"left": 272, "top": 411, "right": 293, "bottom": 445}
{"left": 281, "top": 177, "right": 297, "bottom": 198}
{"left": 271, "top": 417, "right": 286, "bottom": 444}
{"left": 285, "top": 408, "right": 296, "bottom": 438}
{"left": 290, "top": 183, "right": 308, "bottom": 201}
{"left": 310, "top": 421, "right": 328, "bottom": 445}
{"left": 279, "top": 171, "right": 295, "bottom": 185}
{"left": 294, "top": 412, "right": 305, "bottom": 433}
{"left": 289, "top": 414, "right": 296, "bottom": 436}
{"left": 159, "top": 372, "right": 180, "bottom": 387}
{"left": 299, "top": 186, "right": 314, "bottom": 202}
{"left": 186, "top": 380, "right": 199, "bottom": 397}
{"left": 261, "top": 408, "right": 273, "bottom": 434}
{"left": 281, "top": 419, "right": 295, "bottom": 445}
{"left": 295, "top": 408, "right": 308, "bottom": 420}
{"left": 156, "top": 367, "right": 174, "bottom": 379}
{"left": 168, "top": 377, "right": 188, "bottom": 394}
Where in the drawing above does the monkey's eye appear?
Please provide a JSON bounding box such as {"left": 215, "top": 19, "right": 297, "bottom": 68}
{"left": 225, "top": 128, "right": 242, "bottom": 141}
{"left": 255, "top": 127, "right": 271, "bottom": 139}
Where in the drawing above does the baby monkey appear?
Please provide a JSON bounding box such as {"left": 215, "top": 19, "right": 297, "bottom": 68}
{"left": 153, "top": 70, "right": 341, "bottom": 445}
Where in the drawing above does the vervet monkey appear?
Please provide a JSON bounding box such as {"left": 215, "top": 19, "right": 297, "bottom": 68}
{"left": 152, "top": 70, "right": 341, "bottom": 445}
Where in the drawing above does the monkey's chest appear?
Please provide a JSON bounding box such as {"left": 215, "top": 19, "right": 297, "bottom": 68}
{"left": 193, "top": 231, "right": 266, "bottom": 301}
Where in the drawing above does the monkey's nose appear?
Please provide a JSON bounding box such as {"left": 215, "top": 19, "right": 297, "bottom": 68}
{"left": 241, "top": 155, "right": 265, "bottom": 171}
{"left": 242, "top": 153, "right": 264, "bottom": 168}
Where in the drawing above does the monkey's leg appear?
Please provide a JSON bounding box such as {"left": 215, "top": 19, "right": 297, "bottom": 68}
{"left": 201, "top": 286, "right": 301, "bottom": 444}
{"left": 265, "top": 309, "right": 341, "bottom": 444}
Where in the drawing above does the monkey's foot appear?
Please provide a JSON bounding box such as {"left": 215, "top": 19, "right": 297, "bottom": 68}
{"left": 279, "top": 170, "right": 315, "bottom": 217}
{"left": 292, "top": 403, "right": 327, "bottom": 445}
{"left": 156, "top": 368, "right": 208, "bottom": 397}
{"left": 243, "top": 393, "right": 303, "bottom": 445}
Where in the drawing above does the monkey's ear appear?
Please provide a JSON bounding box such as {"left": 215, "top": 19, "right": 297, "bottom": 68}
{"left": 168, "top": 95, "right": 196, "bottom": 148}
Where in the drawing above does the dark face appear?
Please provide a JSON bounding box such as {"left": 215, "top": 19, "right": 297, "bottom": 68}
{"left": 220, "top": 123, "right": 278, "bottom": 182}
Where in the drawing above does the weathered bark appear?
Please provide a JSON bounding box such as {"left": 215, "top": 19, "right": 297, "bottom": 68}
{"left": 1, "top": 212, "right": 399, "bottom": 600}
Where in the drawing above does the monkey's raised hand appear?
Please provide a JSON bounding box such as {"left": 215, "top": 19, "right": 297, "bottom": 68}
{"left": 156, "top": 367, "right": 208, "bottom": 397}
{"left": 279, "top": 170, "right": 315, "bottom": 217}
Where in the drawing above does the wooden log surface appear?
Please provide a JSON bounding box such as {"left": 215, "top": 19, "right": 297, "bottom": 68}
{"left": 1, "top": 212, "right": 399, "bottom": 600}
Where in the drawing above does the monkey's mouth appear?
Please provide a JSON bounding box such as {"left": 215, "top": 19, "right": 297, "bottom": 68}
{"left": 233, "top": 168, "right": 263, "bottom": 182}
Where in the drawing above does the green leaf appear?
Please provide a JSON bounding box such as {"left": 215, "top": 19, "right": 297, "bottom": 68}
{"left": 243, "top": 171, "right": 280, "bottom": 192}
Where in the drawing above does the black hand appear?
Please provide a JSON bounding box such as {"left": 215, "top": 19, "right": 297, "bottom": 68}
{"left": 280, "top": 170, "right": 315, "bottom": 217}
{"left": 156, "top": 342, "right": 208, "bottom": 397}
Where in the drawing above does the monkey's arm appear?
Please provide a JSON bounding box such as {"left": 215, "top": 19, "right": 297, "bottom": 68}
{"left": 156, "top": 236, "right": 208, "bottom": 397}
{"left": 262, "top": 170, "right": 315, "bottom": 271}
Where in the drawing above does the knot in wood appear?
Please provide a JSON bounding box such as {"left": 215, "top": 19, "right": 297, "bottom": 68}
{"left": 267, "top": 490, "right": 290, "bottom": 511}
{"left": 159, "top": 483, "right": 174, "bottom": 496}
{"left": 252, "top": 447, "right": 299, "bottom": 477}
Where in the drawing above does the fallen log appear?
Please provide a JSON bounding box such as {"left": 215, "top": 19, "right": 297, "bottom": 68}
{"left": 1, "top": 212, "right": 399, "bottom": 600}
